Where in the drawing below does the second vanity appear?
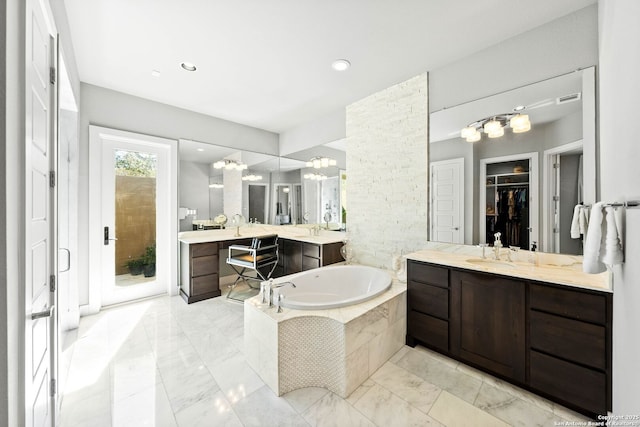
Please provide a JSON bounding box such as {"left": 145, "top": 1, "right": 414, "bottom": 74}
{"left": 178, "top": 225, "right": 344, "bottom": 304}
{"left": 406, "top": 244, "right": 611, "bottom": 418}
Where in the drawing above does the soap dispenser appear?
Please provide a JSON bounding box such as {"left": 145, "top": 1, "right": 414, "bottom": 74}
{"left": 528, "top": 241, "right": 538, "bottom": 265}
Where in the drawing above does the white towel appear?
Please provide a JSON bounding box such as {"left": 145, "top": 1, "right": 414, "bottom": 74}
{"left": 571, "top": 205, "right": 582, "bottom": 239}
{"left": 579, "top": 206, "right": 589, "bottom": 235}
{"left": 570, "top": 205, "right": 590, "bottom": 239}
{"left": 583, "top": 202, "right": 606, "bottom": 274}
{"left": 600, "top": 206, "right": 624, "bottom": 266}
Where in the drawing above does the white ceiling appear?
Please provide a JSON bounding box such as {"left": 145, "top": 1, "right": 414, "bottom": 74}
{"left": 63, "top": 0, "right": 595, "bottom": 134}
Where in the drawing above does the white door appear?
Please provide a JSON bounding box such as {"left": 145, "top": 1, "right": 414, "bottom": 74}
{"left": 25, "top": 0, "right": 58, "bottom": 425}
{"left": 89, "top": 127, "right": 178, "bottom": 309}
{"left": 430, "top": 159, "right": 464, "bottom": 244}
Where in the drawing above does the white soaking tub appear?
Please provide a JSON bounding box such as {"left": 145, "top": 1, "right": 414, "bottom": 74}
{"left": 272, "top": 265, "right": 392, "bottom": 310}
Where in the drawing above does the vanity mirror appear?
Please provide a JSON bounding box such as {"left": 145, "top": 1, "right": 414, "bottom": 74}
{"left": 428, "top": 67, "right": 596, "bottom": 255}
{"left": 178, "top": 139, "right": 280, "bottom": 230}
{"left": 282, "top": 141, "right": 346, "bottom": 229}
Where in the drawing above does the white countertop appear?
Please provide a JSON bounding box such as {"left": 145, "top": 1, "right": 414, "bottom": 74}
{"left": 406, "top": 242, "right": 611, "bottom": 292}
{"left": 178, "top": 224, "right": 346, "bottom": 245}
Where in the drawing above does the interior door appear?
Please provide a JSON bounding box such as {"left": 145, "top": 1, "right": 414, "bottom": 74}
{"left": 430, "top": 159, "right": 464, "bottom": 244}
{"left": 25, "top": 0, "right": 58, "bottom": 425}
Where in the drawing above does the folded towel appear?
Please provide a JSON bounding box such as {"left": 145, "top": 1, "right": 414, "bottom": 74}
{"left": 571, "top": 205, "right": 582, "bottom": 239}
{"left": 600, "top": 206, "right": 624, "bottom": 266}
{"left": 583, "top": 202, "right": 606, "bottom": 274}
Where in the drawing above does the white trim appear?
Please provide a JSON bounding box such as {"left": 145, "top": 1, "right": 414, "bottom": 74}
{"left": 89, "top": 126, "right": 178, "bottom": 313}
{"left": 479, "top": 152, "right": 539, "bottom": 247}
{"left": 542, "top": 140, "right": 583, "bottom": 253}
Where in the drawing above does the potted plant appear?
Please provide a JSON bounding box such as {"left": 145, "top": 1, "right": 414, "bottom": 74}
{"left": 142, "top": 244, "right": 156, "bottom": 277}
{"left": 125, "top": 257, "right": 145, "bottom": 276}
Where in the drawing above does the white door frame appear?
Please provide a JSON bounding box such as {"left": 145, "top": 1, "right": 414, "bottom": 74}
{"left": 479, "top": 152, "right": 539, "bottom": 247}
{"left": 542, "top": 140, "right": 583, "bottom": 253}
{"left": 88, "top": 126, "right": 178, "bottom": 313}
{"left": 430, "top": 158, "right": 465, "bottom": 244}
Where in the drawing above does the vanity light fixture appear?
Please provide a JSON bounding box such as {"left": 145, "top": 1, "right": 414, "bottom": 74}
{"left": 461, "top": 108, "right": 532, "bottom": 142}
{"left": 331, "top": 59, "right": 351, "bottom": 71}
{"left": 180, "top": 62, "right": 197, "bottom": 72}
{"left": 305, "top": 157, "right": 337, "bottom": 169}
{"left": 209, "top": 183, "right": 224, "bottom": 189}
{"left": 283, "top": 187, "right": 290, "bottom": 193}
{"left": 304, "top": 173, "right": 328, "bottom": 181}
{"left": 241, "top": 174, "right": 263, "bottom": 181}
{"left": 213, "top": 159, "right": 248, "bottom": 171}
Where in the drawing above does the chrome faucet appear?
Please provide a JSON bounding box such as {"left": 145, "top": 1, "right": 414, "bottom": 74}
{"left": 493, "top": 232, "right": 502, "bottom": 260}
{"left": 268, "top": 281, "right": 296, "bottom": 308}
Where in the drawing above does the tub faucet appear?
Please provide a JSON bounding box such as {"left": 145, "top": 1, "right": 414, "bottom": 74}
{"left": 269, "top": 281, "right": 296, "bottom": 307}
{"left": 493, "top": 232, "right": 502, "bottom": 260}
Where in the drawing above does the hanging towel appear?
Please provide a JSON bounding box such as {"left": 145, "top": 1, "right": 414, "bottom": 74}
{"left": 583, "top": 202, "right": 606, "bottom": 274}
{"left": 570, "top": 205, "right": 590, "bottom": 239}
{"left": 570, "top": 205, "right": 582, "bottom": 239}
{"left": 600, "top": 206, "right": 624, "bottom": 266}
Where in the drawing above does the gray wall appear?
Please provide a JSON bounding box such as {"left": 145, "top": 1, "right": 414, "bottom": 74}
{"left": 429, "top": 5, "right": 598, "bottom": 112}
{"left": 559, "top": 153, "right": 582, "bottom": 254}
{"left": 599, "top": 0, "right": 640, "bottom": 415}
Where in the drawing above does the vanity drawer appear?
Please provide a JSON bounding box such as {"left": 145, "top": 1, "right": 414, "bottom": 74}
{"left": 191, "top": 254, "right": 218, "bottom": 277}
{"left": 303, "top": 243, "right": 321, "bottom": 258}
{"left": 408, "top": 261, "right": 449, "bottom": 288}
{"left": 191, "top": 274, "right": 219, "bottom": 296}
{"left": 408, "top": 310, "right": 448, "bottom": 352}
{"left": 191, "top": 242, "right": 218, "bottom": 258}
{"left": 530, "top": 350, "right": 607, "bottom": 415}
{"left": 530, "top": 311, "right": 606, "bottom": 370}
{"left": 302, "top": 256, "right": 320, "bottom": 271}
{"left": 408, "top": 281, "right": 448, "bottom": 320}
{"left": 529, "top": 284, "right": 606, "bottom": 325}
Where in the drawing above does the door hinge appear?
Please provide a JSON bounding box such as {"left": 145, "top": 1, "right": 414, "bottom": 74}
{"left": 50, "top": 379, "right": 57, "bottom": 396}
{"left": 49, "top": 171, "right": 55, "bottom": 188}
{"left": 50, "top": 275, "right": 56, "bottom": 292}
{"left": 552, "top": 195, "right": 559, "bottom": 202}
{"left": 50, "top": 67, "right": 56, "bottom": 85}
{"left": 553, "top": 163, "right": 560, "bottom": 169}
{"left": 553, "top": 227, "right": 560, "bottom": 233}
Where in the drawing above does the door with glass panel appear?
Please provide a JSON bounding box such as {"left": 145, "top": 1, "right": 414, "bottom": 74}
{"left": 90, "top": 127, "right": 176, "bottom": 306}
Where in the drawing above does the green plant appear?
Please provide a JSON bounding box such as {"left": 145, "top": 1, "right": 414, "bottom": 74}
{"left": 125, "top": 257, "right": 145, "bottom": 275}
{"left": 341, "top": 207, "right": 347, "bottom": 224}
{"left": 142, "top": 244, "right": 156, "bottom": 266}
{"left": 142, "top": 244, "right": 156, "bottom": 277}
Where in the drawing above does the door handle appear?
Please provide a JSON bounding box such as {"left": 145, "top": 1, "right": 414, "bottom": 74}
{"left": 59, "top": 248, "right": 70, "bottom": 272}
{"left": 451, "top": 227, "right": 460, "bottom": 230}
{"left": 32, "top": 306, "right": 54, "bottom": 320}
{"left": 104, "top": 226, "right": 118, "bottom": 245}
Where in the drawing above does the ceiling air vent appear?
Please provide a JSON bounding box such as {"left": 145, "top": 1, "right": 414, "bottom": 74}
{"left": 556, "top": 92, "right": 582, "bottom": 105}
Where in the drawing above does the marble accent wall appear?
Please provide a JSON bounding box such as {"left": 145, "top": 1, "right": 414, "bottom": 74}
{"left": 346, "top": 73, "right": 429, "bottom": 268}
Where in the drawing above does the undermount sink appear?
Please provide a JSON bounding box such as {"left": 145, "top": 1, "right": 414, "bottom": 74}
{"left": 466, "top": 258, "right": 516, "bottom": 269}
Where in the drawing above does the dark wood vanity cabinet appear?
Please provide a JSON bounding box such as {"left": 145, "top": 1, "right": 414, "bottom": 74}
{"left": 450, "top": 270, "right": 526, "bottom": 382}
{"left": 528, "top": 283, "right": 611, "bottom": 415}
{"left": 276, "top": 239, "right": 343, "bottom": 277}
{"left": 180, "top": 241, "right": 220, "bottom": 303}
{"left": 406, "top": 262, "right": 450, "bottom": 353}
{"left": 406, "top": 259, "right": 612, "bottom": 417}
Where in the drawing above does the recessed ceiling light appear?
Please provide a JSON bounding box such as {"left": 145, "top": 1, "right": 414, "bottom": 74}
{"left": 196, "top": 148, "right": 204, "bottom": 152}
{"left": 331, "top": 59, "right": 351, "bottom": 71}
{"left": 513, "top": 105, "right": 526, "bottom": 111}
{"left": 151, "top": 69, "right": 161, "bottom": 77}
{"left": 180, "top": 62, "right": 197, "bottom": 72}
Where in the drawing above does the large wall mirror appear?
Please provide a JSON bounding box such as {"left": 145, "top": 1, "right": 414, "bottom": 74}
{"left": 178, "top": 138, "right": 347, "bottom": 232}
{"left": 428, "top": 67, "right": 596, "bottom": 255}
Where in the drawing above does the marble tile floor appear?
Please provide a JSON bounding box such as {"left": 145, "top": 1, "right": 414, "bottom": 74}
{"left": 60, "top": 294, "right": 591, "bottom": 427}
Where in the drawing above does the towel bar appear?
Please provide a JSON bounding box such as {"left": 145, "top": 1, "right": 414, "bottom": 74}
{"left": 581, "top": 201, "right": 639, "bottom": 209}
